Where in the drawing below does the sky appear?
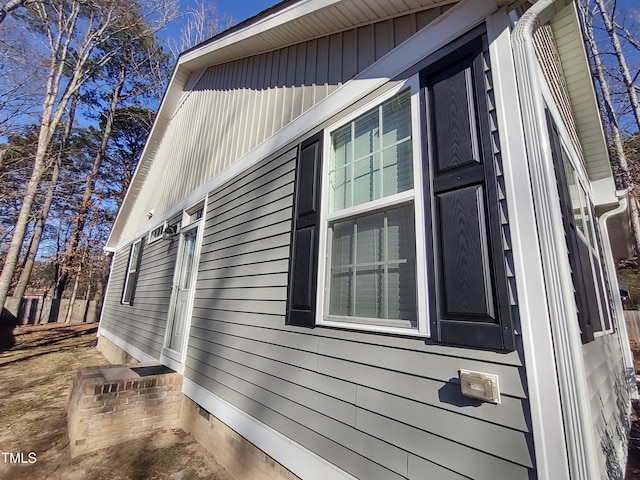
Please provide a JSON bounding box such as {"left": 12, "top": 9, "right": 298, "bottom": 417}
{"left": 212, "top": 0, "right": 278, "bottom": 24}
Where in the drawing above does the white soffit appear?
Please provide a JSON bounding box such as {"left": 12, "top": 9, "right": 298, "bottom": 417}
{"left": 107, "top": 0, "right": 462, "bottom": 249}
{"left": 550, "top": 3, "right": 616, "bottom": 205}
{"left": 179, "top": 0, "right": 460, "bottom": 69}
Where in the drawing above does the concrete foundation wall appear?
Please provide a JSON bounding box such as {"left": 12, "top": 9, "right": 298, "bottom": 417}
{"left": 96, "top": 335, "right": 143, "bottom": 365}
{"left": 181, "top": 396, "right": 299, "bottom": 480}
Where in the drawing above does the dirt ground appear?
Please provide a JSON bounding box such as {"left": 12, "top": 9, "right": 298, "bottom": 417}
{"left": 0, "top": 323, "right": 232, "bottom": 480}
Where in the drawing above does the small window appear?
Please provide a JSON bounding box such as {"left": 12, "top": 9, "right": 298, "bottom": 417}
{"left": 148, "top": 224, "right": 165, "bottom": 243}
{"left": 182, "top": 203, "right": 204, "bottom": 227}
{"left": 122, "top": 239, "right": 142, "bottom": 305}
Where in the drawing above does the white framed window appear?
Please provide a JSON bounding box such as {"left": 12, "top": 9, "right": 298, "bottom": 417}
{"left": 148, "top": 223, "right": 166, "bottom": 243}
{"left": 317, "top": 79, "right": 428, "bottom": 336}
{"left": 560, "top": 145, "right": 613, "bottom": 333}
{"left": 182, "top": 202, "right": 204, "bottom": 228}
{"left": 121, "top": 238, "right": 142, "bottom": 305}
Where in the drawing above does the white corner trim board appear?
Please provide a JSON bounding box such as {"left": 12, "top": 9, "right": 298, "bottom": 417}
{"left": 110, "top": 0, "right": 500, "bottom": 252}
{"left": 182, "top": 378, "right": 358, "bottom": 480}
{"left": 487, "top": 8, "right": 570, "bottom": 480}
{"left": 97, "top": 326, "right": 158, "bottom": 364}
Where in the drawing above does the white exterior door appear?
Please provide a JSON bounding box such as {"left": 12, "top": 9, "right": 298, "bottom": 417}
{"left": 167, "top": 224, "right": 199, "bottom": 354}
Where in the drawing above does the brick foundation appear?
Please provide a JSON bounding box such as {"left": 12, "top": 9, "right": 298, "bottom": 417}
{"left": 66, "top": 364, "right": 183, "bottom": 458}
{"left": 181, "top": 397, "right": 299, "bottom": 480}
{"left": 72, "top": 338, "right": 299, "bottom": 479}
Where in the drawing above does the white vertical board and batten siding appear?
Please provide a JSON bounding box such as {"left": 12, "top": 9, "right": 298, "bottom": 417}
{"left": 119, "top": 6, "right": 453, "bottom": 243}
{"left": 100, "top": 217, "right": 181, "bottom": 360}
{"left": 185, "top": 86, "right": 534, "bottom": 478}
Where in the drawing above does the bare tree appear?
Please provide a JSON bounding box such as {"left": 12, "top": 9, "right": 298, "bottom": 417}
{"left": 12, "top": 92, "right": 80, "bottom": 300}
{"left": 0, "top": 0, "right": 31, "bottom": 26}
{"left": 593, "top": 0, "right": 640, "bottom": 130}
{"left": 166, "top": 0, "right": 233, "bottom": 57}
{"left": 579, "top": 0, "right": 640, "bottom": 256}
{"left": 53, "top": 30, "right": 170, "bottom": 299}
{"left": 0, "top": 0, "right": 178, "bottom": 310}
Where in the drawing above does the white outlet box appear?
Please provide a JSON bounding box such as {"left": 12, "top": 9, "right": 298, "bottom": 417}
{"left": 459, "top": 369, "right": 501, "bottom": 404}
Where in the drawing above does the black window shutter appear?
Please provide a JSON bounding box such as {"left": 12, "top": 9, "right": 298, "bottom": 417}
{"left": 286, "top": 132, "right": 323, "bottom": 327}
{"left": 546, "top": 117, "right": 595, "bottom": 343}
{"left": 422, "top": 36, "right": 514, "bottom": 351}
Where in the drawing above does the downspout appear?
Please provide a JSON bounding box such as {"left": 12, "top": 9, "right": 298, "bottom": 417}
{"left": 599, "top": 191, "right": 637, "bottom": 396}
{"left": 511, "top": 1, "right": 599, "bottom": 479}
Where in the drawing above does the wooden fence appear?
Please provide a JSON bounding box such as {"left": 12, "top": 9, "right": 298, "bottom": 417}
{"left": 2, "top": 297, "right": 100, "bottom": 325}
{"left": 625, "top": 311, "right": 640, "bottom": 344}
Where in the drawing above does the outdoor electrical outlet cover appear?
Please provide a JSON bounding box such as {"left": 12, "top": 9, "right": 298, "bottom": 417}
{"left": 459, "top": 369, "right": 501, "bottom": 404}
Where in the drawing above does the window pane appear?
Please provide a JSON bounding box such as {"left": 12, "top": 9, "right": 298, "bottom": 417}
{"left": 353, "top": 109, "right": 379, "bottom": 160}
{"left": 355, "top": 265, "right": 383, "bottom": 318}
{"left": 130, "top": 242, "right": 140, "bottom": 272}
{"left": 181, "top": 230, "right": 197, "bottom": 289}
{"left": 329, "top": 90, "right": 413, "bottom": 212}
{"left": 328, "top": 205, "right": 416, "bottom": 326}
{"left": 562, "top": 151, "right": 584, "bottom": 234}
{"left": 382, "top": 90, "right": 411, "bottom": 148}
{"left": 331, "top": 220, "right": 354, "bottom": 267}
{"left": 329, "top": 166, "right": 350, "bottom": 212}
{"left": 332, "top": 125, "right": 351, "bottom": 168}
{"left": 330, "top": 267, "right": 352, "bottom": 316}
{"left": 382, "top": 142, "right": 413, "bottom": 197}
{"left": 352, "top": 153, "right": 381, "bottom": 210}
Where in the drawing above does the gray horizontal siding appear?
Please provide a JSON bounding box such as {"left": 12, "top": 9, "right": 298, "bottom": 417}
{"left": 120, "top": 5, "right": 452, "bottom": 243}
{"left": 583, "top": 333, "right": 631, "bottom": 479}
{"left": 185, "top": 147, "right": 534, "bottom": 479}
{"left": 101, "top": 227, "right": 179, "bottom": 360}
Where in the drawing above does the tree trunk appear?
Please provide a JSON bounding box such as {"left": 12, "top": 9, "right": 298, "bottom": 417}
{"left": 13, "top": 92, "right": 78, "bottom": 300}
{"left": 64, "top": 265, "right": 82, "bottom": 323}
{"left": 594, "top": 0, "right": 640, "bottom": 130}
{"left": 0, "top": 116, "right": 53, "bottom": 310}
{"left": 0, "top": 1, "right": 83, "bottom": 311}
{"left": 55, "top": 67, "right": 125, "bottom": 299}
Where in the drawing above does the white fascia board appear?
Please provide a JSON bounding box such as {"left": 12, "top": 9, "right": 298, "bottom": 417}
{"left": 178, "top": 0, "right": 343, "bottom": 66}
{"left": 112, "top": 0, "right": 500, "bottom": 251}
{"left": 183, "top": 378, "right": 358, "bottom": 480}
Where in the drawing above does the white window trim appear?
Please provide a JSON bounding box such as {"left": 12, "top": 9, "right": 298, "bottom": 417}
{"left": 121, "top": 238, "right": 142, "bottom": 305}
{"left": 148, "top": 222, "right": 167, "bottom": 244}
{"left": 316, "top": 75, "right": 429, "bottom": 337}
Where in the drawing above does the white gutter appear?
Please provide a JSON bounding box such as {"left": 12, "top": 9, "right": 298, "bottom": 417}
{"left": 511, "top": 1, "right": 599, "bottom": 479}
{"left": 598, "top": 191, "right": 637, "bottom": 396}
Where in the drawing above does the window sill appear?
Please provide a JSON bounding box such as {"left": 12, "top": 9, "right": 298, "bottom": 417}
{"left": 319, "top": 317, "right": 428, "bottom": 337}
